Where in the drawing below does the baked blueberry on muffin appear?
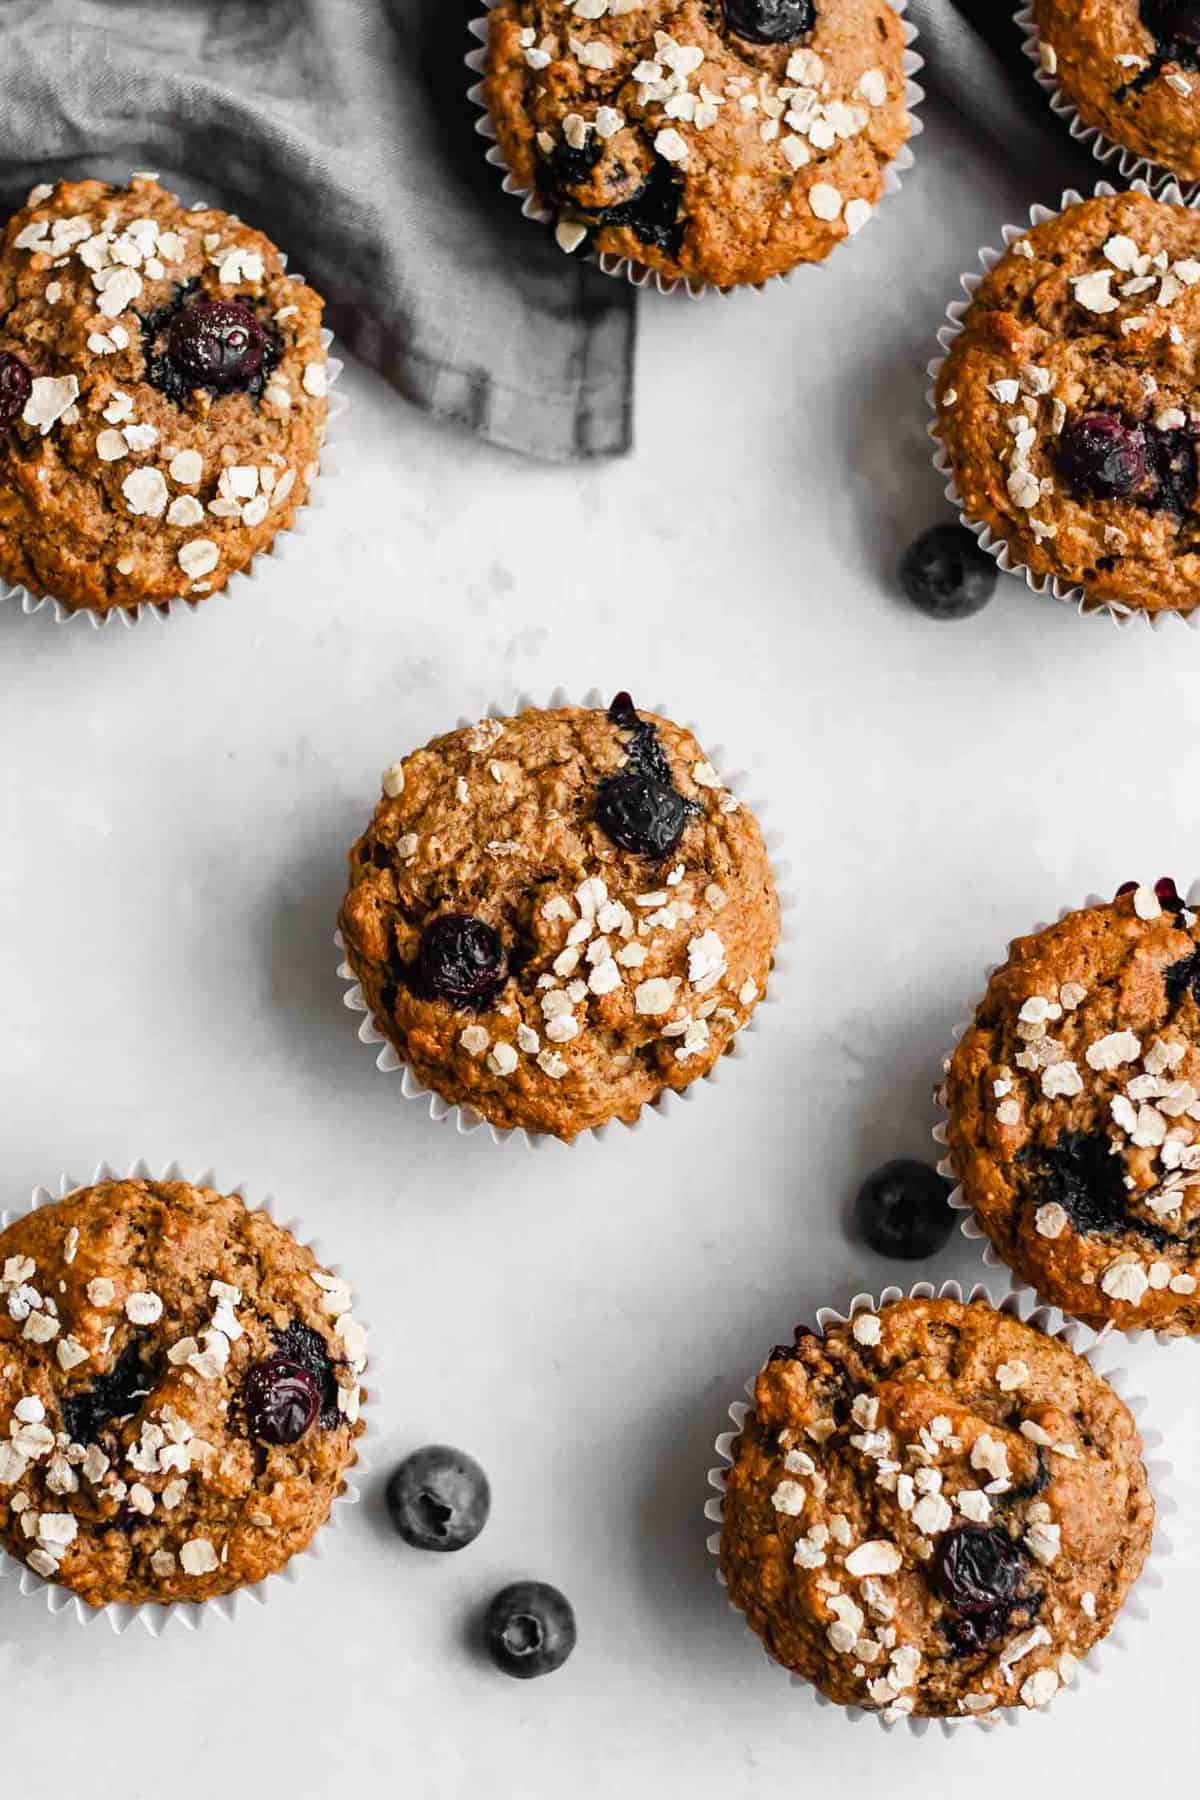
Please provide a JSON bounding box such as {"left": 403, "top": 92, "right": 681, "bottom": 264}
{"left": 943, "top": 881, "right": 1200, "bottom": 1333}
{"left": 338, "top": 695, "right": 780, "bottom": 1140}
{"left": 1033, "top": 0, "right": 1200, "bottom": 183}
{"left": 0, "top": 174, "right": 330, "bottom": 614}
{"left": 718, "top": 1296, "right": 1155, "bottom": 1718}
{"left": 933, "top": 191, "right": 1200, "bottom": 615}
{"left": 0, "top": 1179, "right": 366, "bottom": 1607}
{"left": 481, "top": 0, "right": 914, "bottom": 289}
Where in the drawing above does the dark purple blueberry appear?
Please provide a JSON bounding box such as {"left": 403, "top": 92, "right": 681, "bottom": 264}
{"left": 0, "top": 351, "right": 32, "bottom": 429}
{"left": 385, "top": 1445, "right": 491, "bottom": 1552}
{"left": 1025, "top": 1132, "right": 1136, "bottom": 1239}
{"left": 595, "top": 771, "right": 689, "bottom": 858}
{"left": 274, "top": 1319, "right": 340, "bottom": 1426}
{"left": 1145, "top": 421, "right": 1198, "bottom": 514}
{"left": 413, "top": 913, "right": 507, "bottom": 1007}
{"left": 899, "top": 524, "right": 997, "bottom": 620}
{"left": 484, "top": 1581, "right": 577, "bottom": 1680}
{"left": 1058, "top": 413, "right": 1147, "bottom": 499}
{"left": 243, "top": 1354, "right": 321, "bottom": 1446}
{"left": 855, "top": 1159, "right": 955, "bottom": 1260}
{"left": 1116, "top": 879, "right": 1184, "bottom": 908}
{"left": 1141, "top": 0, "right": 1200, "bottom": 51}
{"left": 167, "top": 298, "right": 266, "bottom": 392}
{"left": 724, "top": 0, "right": 817, "bottom": 45}
{"left": 932, "top": 1527, "right": 1025, "bottom": 1614}
{"left": 61, "top": 1340, "right": 153, "bottom": 1446}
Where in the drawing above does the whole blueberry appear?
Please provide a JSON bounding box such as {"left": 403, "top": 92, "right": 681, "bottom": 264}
{"left": 484, "top": 1581, "right": 577, "bottom": 1680}
{"left": 932, "top": 1526, "right": 1025, "bottom": 1614}
{"left": 243, "top": 1354, "right": 321, "bottom": 1446}
{"left": 0, "top": 351, "right": 32, "bottom": 429}
{"left": 899, "top": 524, "right": 997, "bottom": 620}
{"left": 385, "top": 1445, "right": 491, "bottom": 1552}
{"left": 595, "top": 771, "right": 689, "bottom": 858}
{"left": 724, "top": 0, "right": 817, "bottom": 44}
{"left": 1058, "top": 412, "right": 1147, "bottom": 499}
{"left": 856, "top": 1158, "right": 956, "bottom": 1260}
{"left": 413, "top": 913, "right": 507, "bottom": 1007}
{"left": 167, "top": 298, "right": 266, "bottom": 391}
{"left": 1141, "top": 0, "right": 1200, "bottom": 48}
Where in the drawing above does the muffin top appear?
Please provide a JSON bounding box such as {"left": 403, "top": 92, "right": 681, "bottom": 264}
{"left": 339, "top": 695, "right": 780, "bottom": 1140}
{"left": 0, "top": 1180, "right": 366, "bottom": 1607}
{"left": 934, "top": 191, "right": 1200, "bottom": 615}
{"left": 0, "top": 174, "right": 329, "bottom": 613}
{"left": 483, "top": 0, "right": 912, "bottom": 288}
{"left": 944, "top": 882, "right": 1200, "bottom": 1334}
{"left": 719, "top": 1297, "right": 1154, "bottom": 1719}
{"left": 1034, "top": 0, "right": 1200, "bottom": 182}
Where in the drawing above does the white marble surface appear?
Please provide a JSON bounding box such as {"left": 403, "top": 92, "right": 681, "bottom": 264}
{"left": 2, "top": 103, "right": 1198, "bottom": 1795}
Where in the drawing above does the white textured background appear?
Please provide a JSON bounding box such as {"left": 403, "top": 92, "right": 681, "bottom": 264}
{"left": 1, "top": 104, "right": 1197, "bottom": 1794}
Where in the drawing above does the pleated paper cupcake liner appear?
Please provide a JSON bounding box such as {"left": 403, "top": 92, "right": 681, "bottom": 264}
{"left": 926, "top": 178, "right": 1200, "bottom": 631}
{"left": 932, "top": 878, "right": 1200, "bottom": 1343}
{"left": 704, "top": 1279, "right": 1175, "bottom": 1737}
{"left": 335, "top": 684, "right": 794, "bottom": 1149}
{"left": 1015, "top": 4, "right": 1200, "bottom": 203}
{"left": 1, "top": 303, "right": 345, "bottom": 632}
{"left": 465, "top": 0, "right": 924, "bottom": 298}
{"left": 0, "top": 1158, "right": 372, "bottom": 1635}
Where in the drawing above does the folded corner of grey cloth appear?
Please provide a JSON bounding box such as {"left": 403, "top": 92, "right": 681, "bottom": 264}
{"left": 0, "top": 0, "right": 1107, "bottom": 464}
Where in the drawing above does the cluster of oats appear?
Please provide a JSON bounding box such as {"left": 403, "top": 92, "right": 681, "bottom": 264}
{"left": 767, "top": 1323, "right": 1081, "bottom": 1716}
{"left": 979, "top": 359, "right": 1063, "bottom": 543}
{"left": 517, "top": 13, "right": 886, "bottom": 252}
{"left": 11, "top": 179, "right": 322, "bottom": 596}
{"left": 991, "top": 884, "right": 1200, "bottom": 1305}
{"left": 1069, "top": 231, "right": 1200, "bottom": 331}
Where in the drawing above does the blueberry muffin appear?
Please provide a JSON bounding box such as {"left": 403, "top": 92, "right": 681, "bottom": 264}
{"left": 1034, "top": 0, "right": 1200, "bottom": 183}
{"left": 0, "top": 174, "right": 329, "bottom": 614}
{"left": 338, "top": 694, "right": 780, "bottom": 1140}
{"left": 933, "top": 191, "right": 1200, "bottom": 615}
{"left": 482, "top": 0, "right": 913, "bottom": 289}
{"left": 719, "top": 1296, "right": 1154, "bottom": 1719}
{"left": 0, "top": 1179, "right": 367, "bottom": 1607}
{"left": 944, "top": 881, "right": 1200, "bottom": 1333}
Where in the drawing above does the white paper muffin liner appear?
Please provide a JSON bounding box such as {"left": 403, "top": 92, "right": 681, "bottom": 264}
{"left": 335, "top": 685, "right": 794, "bottom": 1149}
{"left": 1015, "top": 4, "right": 1200, "bottom": 204}
{"left": 926, "top": 177, "right": 1200, "bottom": 632}
{"left": 0, "top": 1158, "right": 372, "bottom": 1634}
{"left": 932, "top": 879, "right": 1200, "bottom": 1344}
{"left": 704, "top": 1279, "right": 1175, "bottom": 1737}
{"left": 466, "top": 1, "right": 924, "bottom": 298}
{"left": 1, "top": 288, "right": 345, "bottom": 631}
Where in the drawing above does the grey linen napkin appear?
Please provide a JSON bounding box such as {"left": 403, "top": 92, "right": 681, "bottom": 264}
{"left": 0, "top": 1, "right": 1099, "bottom": 465}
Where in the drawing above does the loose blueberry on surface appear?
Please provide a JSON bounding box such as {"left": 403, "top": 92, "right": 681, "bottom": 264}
{"left": 0, "top": 351, "right": 32, "bottom": 429}
{"left": 899, "top": 524, "right": 998, "bottom": 620}
{"left": 724, "top": 0, "right": 818, "bottom": 45}
{"left": 484, "top": 1581, "right": 577, "bottom": 1680}
{"left": 413, "top": 913, "right": 508, "bottom": 1007}
{"left": 1058, "top": 413, "right": 1147, "bottom": 500}
{"left": 61, "top": 1340, "right": 153, "bottom": 1446}
{"left": 855, "top": 1159, "right": 956, "bottom": 1260}
{"left": 932, "top": 1526, "right": 1025, "bottom": 1615}
{"left": 167, "top": 298, "right": 267, "bottom": 391}
{"left": 243, "top": 1354, "right": 321, "bottom": 1446}
{"left": 385, "top": 1445, "right": 492, "bottom": 1552}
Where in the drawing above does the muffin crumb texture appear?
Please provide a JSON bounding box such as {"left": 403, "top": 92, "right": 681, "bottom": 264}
{"left": 339, "top": 698, "right": 780, "bottom": 1140}
{"left": 483, "top": 0, "right": 912, "bottom": 288}
{"left": 0, "top": 1181, "right": 366, "bottom": 1607}
{"left": 935, "top": 192, "right": 1200, "bottom": 614}
{"left": 0, "top": 174, "right": 328, "bottom": 612}
{"left": 1034, "top": 0, "right": 1200, "bottom": 182}
{"left": 946, "top": 882, "right": 1200, "bottom": 1333}
{"left": 719, "top": 1297, "right": 1154, "bottom": 1718}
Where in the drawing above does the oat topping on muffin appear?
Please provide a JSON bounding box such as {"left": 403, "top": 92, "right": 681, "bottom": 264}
{"left": 0, "top": 174, "right": 329, "bottom": 613}
{"left": 482, "top": 0, "right": 913, "bottom": 288}
{"left": 934, "top": 192, "right": 1200, "bottom": 614}
{"left": 0, "top": 1180, "right": 366, "bottom": 1606}
{"left": 944, "top": 881, "right": 1200, "bottom": 1332}
{"left": 1033, "top": 0, "right": 1200, "bottom": 184}
{"left": 719, "top": 1297, "right": 1154, "bottom": 1718}
{"left": 338, "top": 695, "right": 780, "bottom": 1139}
